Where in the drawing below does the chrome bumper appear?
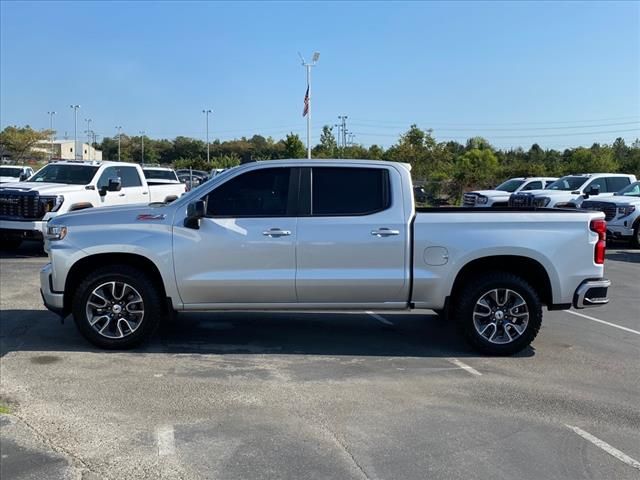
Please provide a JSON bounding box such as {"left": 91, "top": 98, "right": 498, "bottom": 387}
{"left": 573, "top": 278, "right": 611, "bottom": 309}
{"left": 40, "top": 263, "right": 65, "bottom": 316}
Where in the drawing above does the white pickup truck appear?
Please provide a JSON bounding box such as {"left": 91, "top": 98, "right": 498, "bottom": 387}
{"left": 0, "top": 165, "right": 34, "bottom": 183}
{"left": 463, "top": 177, "right": 557, "bottom": 207}
{"left": 0, "top": 160, "right": 183, "bottom": 249}
{"left": 40, "top": 159, "right": 610, "bottom": 355}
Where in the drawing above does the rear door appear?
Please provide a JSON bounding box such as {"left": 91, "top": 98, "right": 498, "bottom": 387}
{"left": 295, "top": 165, "right": 409, "bottom": 305}
{"left": 173, "top": 166, "right": 298, "bottom": 305}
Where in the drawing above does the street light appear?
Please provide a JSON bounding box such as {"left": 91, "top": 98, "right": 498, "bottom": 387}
{"left": 139, "top": 131, "right": 145, "bottom": 165}
{"left": 299, "top": 51, "right": 320, "bottom": 159}
{"left": 47, "top": 111, "right": 56, "bottom": 161}
{"left": 70, "top": 105, "right": 80, "bottom": 160}
{"left": 115, "top": 126, "right": 123, "bottom": 161}
{"left": 202, "top": 109, "right": 212, "bottom": 164}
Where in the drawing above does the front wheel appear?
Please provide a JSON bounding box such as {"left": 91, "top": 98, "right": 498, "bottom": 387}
{"left": 633, "top": 222, "right": 640, "bottom": 248}
{"left": 453, "top": 272, "right": 542, "bottom": 355}
{"left": 72, "top": 265, "right": 164, "bottom": 349}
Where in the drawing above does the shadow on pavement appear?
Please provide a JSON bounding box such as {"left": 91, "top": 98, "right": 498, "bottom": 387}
{"left": 0, "top": 240, "right": 46, "bottom": 259}
{"left": 606, "top": 249, "right": 640, "bottom": 264}
{"left": 0, "top": 309, "right": 534, "bottom": 359}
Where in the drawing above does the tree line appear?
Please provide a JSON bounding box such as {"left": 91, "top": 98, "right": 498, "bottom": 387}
{"left": 2, "top": 124, "right": 639, "bottom": 200}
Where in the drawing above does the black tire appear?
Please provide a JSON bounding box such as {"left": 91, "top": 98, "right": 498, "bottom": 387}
{"left": 72, "top": 265, "right": 164, "bottom": 349}
{"left": 633, "top": 222, "right": 640, "bottom": 249}
{"left": 1, "top": 235, "right": 22, "bottom": 250}
{"left": 453, "top": 272, "right": 542, "bottom": 355}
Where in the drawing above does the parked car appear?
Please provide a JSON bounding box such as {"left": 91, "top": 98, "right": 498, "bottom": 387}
{"left": 41, "top": 159, "right": 609, "bottom": 355}
{"left": 413, "top": 185, "right": 427, "bottom": 203}
{"left": 464, "top": 177, "right": 557, "bottom": 207}
{"left": 509, "top": 173, "right": 637, "bottom": 208}
{"left": 141, "top": 166, "right": 186, "bottom": 203}
{"left": 581, "top": 180, "right": 640, "bottom": 247}
{"left": 0, "top": 160, "right": 181, "bottom": 249}
{"left": 0, "top": 165, "right": 34, "bottom": 183}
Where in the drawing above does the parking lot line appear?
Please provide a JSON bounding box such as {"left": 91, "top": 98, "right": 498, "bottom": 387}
{"left": 446, "top": 358, "right": 482, "bottom": 376}
{"left": 565, "top": 425, "right": 640, "bottom": 470}
{"left": 366, "top": 311, "right": 394, "bottom": 326}
{"left": 565, "top": 310, "right": 640, "bottom": 336}
{"left": 156, "top": 425, "right": 175, "bottom": 456}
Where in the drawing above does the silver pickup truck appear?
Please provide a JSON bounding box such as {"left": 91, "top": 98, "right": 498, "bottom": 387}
{"left": 40, "top": 160, "right": 610, "bottom": 355}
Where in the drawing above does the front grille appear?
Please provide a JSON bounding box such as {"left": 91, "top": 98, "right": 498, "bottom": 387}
{"left": 581, "top": 201, "right": 617, "bottom": 221}
{"left": 0, "top": 191, "right": 43, "bottom": 220}
{"left": 463, "top": 193, "right": 477, "bottom": 207}
{"left": 509, "top": 193, "right": 534, "bottom": 207}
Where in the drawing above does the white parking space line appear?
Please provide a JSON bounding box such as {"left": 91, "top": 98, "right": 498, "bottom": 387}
{"left": 565, "top": 310, "right": 640, "bottom": 336}
{"left": 156, "top": 425, "right": 175, "bottom": 456}
{"left": 366, "top": 311, "right": 394, "bottom": 326}
{"left": 446, "top": 358, "right": 482, "bottom": 376}
{"left": 565, "top": 425, "right": 640, "bottom": 471}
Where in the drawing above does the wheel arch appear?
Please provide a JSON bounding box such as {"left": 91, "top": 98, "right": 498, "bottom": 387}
{"left": 450, "top": 255, "right": 553, "bottom": 307}
{"left": 64, "top": 253, "right": 169, "bottom": 313}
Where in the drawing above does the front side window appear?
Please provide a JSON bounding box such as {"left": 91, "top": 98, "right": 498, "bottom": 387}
{"left": 97, "top": 166, "right": 142, "bottom": 188}
{"left": 312, "top": 167, "right": 390, "bottom": 216}
{"left": 205, "top": 168, "right": 291, "bottom": 217}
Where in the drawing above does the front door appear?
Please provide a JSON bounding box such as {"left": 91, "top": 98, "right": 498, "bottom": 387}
{"left": 173, "top": 166, "right": 298, "bottom": 306}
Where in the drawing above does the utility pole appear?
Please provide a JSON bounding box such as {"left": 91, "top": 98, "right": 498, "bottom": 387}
{"left": 338, "top": 115, "right": 348, "bottom": 149}
{"left": 70, "top": 105, "right": 80, "bottom": 160}
{"left": 47, "top": 111, "right": 56, "bottom": 161}
{"left": 139, "top": 131, "right": 145, "bottom": 165}
{"left": 202, "top": 109, "right": 212, "bottom": 163}
{"left": 333, "top": 123, "right": 341, "bottom": 158}
{"left": 84, "top": 118, "right": 92, "bottom": 160}
{"left": 299, "top": 51, "right": 320, "bottom": 159}
{"left": 115, "top": 126, "right": 122, "bottom": 161}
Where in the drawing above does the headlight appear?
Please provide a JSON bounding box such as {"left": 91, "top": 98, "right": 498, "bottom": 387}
{"left": 476, "top": 195, "right": 488, "bottom": 204}
{"left": 46, "top": 225, "right": 67, "bottom": 241}
{"left": 617, "top": 205, "right": 636, "bottom": 216}
{"left": 534, "top": 197, "right": 551, "bottom": 207}
{"left": 39, "top": 195, "right": 64, "bottom": 213}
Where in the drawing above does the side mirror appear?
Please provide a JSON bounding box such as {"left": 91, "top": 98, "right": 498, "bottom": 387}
{"left": 585, "top": 184, "right": 600, "bottom": 197}
{"left": 99, "top": 177, "right": 122, "bottom": 196}
{"left": 184, "top": 200, "right": 205, "bottom": 229}
{"left": 19, "top": 173, "right": 28, "bottom": 181}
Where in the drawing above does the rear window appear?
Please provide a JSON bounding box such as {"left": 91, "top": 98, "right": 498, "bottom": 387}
{"left": 311, "top": 167, "right": 390, "bottom": 216}
{"left": 143, "top": 169, "right": 178, "bottom": 181}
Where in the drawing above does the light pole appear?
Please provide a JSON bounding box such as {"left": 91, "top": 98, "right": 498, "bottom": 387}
{"left": 70, "top": 105, "right": 80, "bottom": 160}
{"left": 299, "top": 51, "right": 320, "bottom": 159}
{"left": 84, "top": 119, "right": 92, "bottom": 160}
{"left": 202, "top": 109, "right": 212, "bottom": 164}
{"left": 47, "top": 111, "right": 56, "bottom": 161}
{"left": 115, "top": 126, "right": 122, "bottom": 161}
{"left": 139, "top": 131, "right": 145, "bottom": 165}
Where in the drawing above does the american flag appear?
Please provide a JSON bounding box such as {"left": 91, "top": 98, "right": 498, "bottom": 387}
{"left": 302, "top": 86, "right": 309, "bottom": 117}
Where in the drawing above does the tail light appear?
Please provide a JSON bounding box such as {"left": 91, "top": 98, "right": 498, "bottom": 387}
{"left": 590, "top": 218, "right": 607, "bottom": 264}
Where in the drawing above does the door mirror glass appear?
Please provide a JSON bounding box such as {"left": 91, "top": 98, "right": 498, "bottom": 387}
{"left": 184, "top": 200, "right": 205, "bottom": 229}
{"left": 585, "top": 184, "right": 600, "bottom": 197}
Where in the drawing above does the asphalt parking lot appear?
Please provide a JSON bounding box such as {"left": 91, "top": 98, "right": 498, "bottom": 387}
{"left": 1, "top": 242, "right": 639, "bottom": 480}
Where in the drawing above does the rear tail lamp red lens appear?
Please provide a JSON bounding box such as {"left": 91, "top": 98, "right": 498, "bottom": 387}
{"left": 590, "top": 218, "right": 606, "bottom": 265}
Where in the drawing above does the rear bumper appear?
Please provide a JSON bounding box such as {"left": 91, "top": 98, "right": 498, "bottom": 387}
{"left": 573, "top": 278, "right": 610, "bottom": 309}
{"left": 40, "top": 263, "right": 66, "bottom": 316}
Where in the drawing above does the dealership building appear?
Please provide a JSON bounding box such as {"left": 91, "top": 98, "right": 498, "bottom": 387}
{"left": 33, "top": 140, "right": 103, "bottom": 161}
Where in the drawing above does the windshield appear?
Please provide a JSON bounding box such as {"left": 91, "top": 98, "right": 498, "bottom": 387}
{"left": 28, "top": 164, "right": 99, "bottom": 185}
{"left": 0, "top": 167, "right": 24, "bottom": 177}
{"left": 546, "top": 176, "right": 588, "bottom": 191}
{"left": 143, "top": 169, "right": 178, "bottom": 181}
{"left": 617, "top": 181, "right": 640, "bottom": 197}
{"left": 494, "top": 179, "right": 525, "bottom": 192}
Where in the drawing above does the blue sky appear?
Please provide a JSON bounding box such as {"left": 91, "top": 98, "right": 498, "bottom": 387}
{"left": 1, "top": 1, "right": 639, "bottom": 150}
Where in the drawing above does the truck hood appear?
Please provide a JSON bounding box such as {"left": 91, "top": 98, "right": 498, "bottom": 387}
{"left": 51, "top": 203, "right": 172, "bottom": 227}
{"left": 0, "top": 176, "right": 21, "bottom": 183}
{"left": 471, "top": 189, "right": 512, "bottom": 198}
{"left": 600, "top": 195, "right": 640, "bottom": 206}
{"left": 520, "top": 189, "right": 573, "bottom": 197}
{"left": 0, "top": 182, "right": 88, "bottom": 195}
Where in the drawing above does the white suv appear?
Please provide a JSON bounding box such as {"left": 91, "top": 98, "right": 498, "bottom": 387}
{"left": 509, "top": 173, "right": 637, "bottom": 208}
{"left": 464, "top": 177, "right": 557, "bottom": 207}
{"left": 581, "top": 181, "right": 640, "bottom": 247}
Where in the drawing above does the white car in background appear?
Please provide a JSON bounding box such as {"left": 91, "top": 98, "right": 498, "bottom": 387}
{"left": 509, "top": 173, "right": 637, "bottom": 208}
{"left": 141, "top": 166, "right": 186, "bottom": 203}
{"left": 0, "top": 165, "right": 34, "bottom": 183}
{"left": 463, "top": 177, "right": 557, "bottom": 207}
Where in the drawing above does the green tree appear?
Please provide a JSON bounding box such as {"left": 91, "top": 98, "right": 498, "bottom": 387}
{"left": 0, "top": 126, "right": 54, "bottom": 163}
{"left": 282, "top": 133, "right": 305, "bottom": 158}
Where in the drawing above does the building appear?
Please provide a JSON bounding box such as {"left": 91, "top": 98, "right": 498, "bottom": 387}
{"left": 33, "top": 140, "right": 103, "bottom": 161}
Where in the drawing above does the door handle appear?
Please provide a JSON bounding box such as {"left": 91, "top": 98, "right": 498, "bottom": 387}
{"left": 371, "top": 228, "right": 400, "bottom": 237}
{"left": 118, "top": 193, "right": 126, "bottom": 197}
{"left": 262, "top": 228, "right": 291, "bottom": 237}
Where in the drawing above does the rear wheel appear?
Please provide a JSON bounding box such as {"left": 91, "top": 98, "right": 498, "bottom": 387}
{"left": 72, "top": 265, "right": 164, "bottom": 349}
{"left": 453, "top": 272, "right": 542, "bottom": 355}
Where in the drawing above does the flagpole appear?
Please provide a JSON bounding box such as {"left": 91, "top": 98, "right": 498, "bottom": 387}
{"left": 306, "top": 64, "right": 311, "bottom": 159}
